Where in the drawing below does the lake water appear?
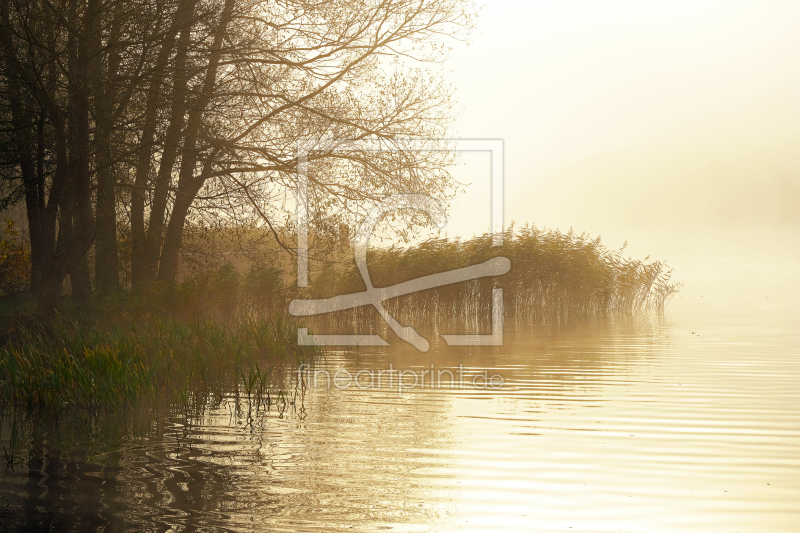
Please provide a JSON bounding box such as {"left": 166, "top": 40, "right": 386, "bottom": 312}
{"left": 1, "top": 258, "right": 798, "bottom": 532}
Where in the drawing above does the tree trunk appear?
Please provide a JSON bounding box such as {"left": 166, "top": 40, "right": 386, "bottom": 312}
{"left": 156, "top": 171, "right": 207, "bottom": 283}
{"left": 130, "top": 0, "right": 197, "bottom": 291}
{"left": 93, "top": 0, "right": 122, "bottom": 292}
{"left": 69, "top": 254, "right": 93, "bottom": 302}
{"left": 142, "top": 12, "right": 193, "bottom": 285}
{"left": 2, "top": 2, "right": 40, "bottom": 291}
{"left": 62, "top": 0, "right": 96, "bottom": 304}
{"left": 156, "top": 0, "right": 236, "bottom": 283}
{"left": 2, "top": 0, "right": 93, "bottom": 313}
{"left": 27, "top": 112, "right": 48, "bottom": 291}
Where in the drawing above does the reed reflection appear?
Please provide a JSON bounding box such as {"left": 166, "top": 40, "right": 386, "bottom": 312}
{"left": 0, "top": 314, "right": 671, "bottom": 532}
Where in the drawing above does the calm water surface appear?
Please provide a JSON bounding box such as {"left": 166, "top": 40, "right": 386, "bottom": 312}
{"left": 1, "top": 259, "right": 798, "bottom": 532}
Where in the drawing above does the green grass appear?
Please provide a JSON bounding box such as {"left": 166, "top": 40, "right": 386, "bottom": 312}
{"left": 0, "top": 259, "right": 310, "bottom": 422}
{"left": 0, "top": 312, "right": 314, "bottom": 415}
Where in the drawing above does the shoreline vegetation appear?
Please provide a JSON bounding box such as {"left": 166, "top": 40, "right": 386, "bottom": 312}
{"left": 0, "top": 0, "right": 677, "bottom": 431}
{"left": 305, "top": 225, "right": 679, "bottom": 337}
{"left": 0, "top": 225, "right": 678, "bottom": 423}
{"left": 1, "top": 313, "right": 311, "bottom": 413}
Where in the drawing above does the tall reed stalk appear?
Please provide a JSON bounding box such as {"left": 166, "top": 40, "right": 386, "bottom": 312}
{"left": 305, "top": 225, "right": 679, "bottom": 334}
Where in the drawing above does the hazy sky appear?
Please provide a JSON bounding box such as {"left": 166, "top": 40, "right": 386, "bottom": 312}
{"left": 442, "top": 0, "right": 800, "bottom": 261}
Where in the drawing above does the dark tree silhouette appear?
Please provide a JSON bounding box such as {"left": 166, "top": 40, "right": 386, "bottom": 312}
{"left": 0, "top": 0, "right": 474, "bottom": 311}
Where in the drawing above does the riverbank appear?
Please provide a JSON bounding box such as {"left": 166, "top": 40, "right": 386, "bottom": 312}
{"left": 0, "top": 227, "right": 677, "bottom": 418}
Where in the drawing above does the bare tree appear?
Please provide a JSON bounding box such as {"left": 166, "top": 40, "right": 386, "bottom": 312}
{"left": 132, "top": 0, "right": 474, "bottom": 286}
{"left": 0, "top": 0, "right": 475, "bottom": 310}
{"left": 1, "top": 0, "right": 191, "bottom": 307}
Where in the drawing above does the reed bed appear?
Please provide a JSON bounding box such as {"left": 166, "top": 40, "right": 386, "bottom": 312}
{"left": 0, "top": 312, "right": 314, "bottom": 415}
{"left": 0, "top": 224, "right": 676, "bottom": 414}
{"left": 88, "top": 262, "right": 287, "bottom": 322}
{"left": 305, "top": 225, "right": 679, "bottom": 335}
